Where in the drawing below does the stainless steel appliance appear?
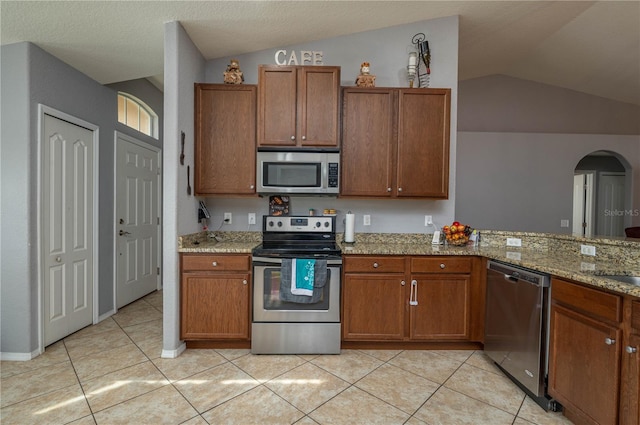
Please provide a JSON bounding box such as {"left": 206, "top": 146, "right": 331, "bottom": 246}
{"left": 251, "top": 215, "right": 342, "bottom": 354}
{"left": 256, "top": 148, "right": 340, "bottom": 195}
{"left": 485, "top": 260, "right": 560, "bottom": 411}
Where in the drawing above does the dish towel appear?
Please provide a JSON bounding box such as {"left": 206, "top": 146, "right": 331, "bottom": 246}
{"left": 291, "top": 258, "right": 315, "bottom": 296}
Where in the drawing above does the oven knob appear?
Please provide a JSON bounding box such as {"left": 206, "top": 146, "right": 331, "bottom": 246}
{"left": 324, "top": 222, "right": 330, "bottom": 227}
{"left": 268, "top": 220, "right": 274, "bottom": 227}
{"left": 277, "top": 221, "right": 283, "bottom": 227}
{"left": 316, "top": 221, "right": 322, "bottom": 228}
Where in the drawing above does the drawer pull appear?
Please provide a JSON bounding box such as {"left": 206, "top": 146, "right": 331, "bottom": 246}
{"left": 626, "top": 346, "right": 638, "bottom": 354}
{"left": 605, "top": 337, "right": 616, "bottom": 345}
{"left": 440, "top": 263, "right": 445, "bottom": 269}
{"left": 212, "top": 261, "right": 218, "bottom": 267}
{"left": 373, "top": 262, "right": 379, "bottom": 268}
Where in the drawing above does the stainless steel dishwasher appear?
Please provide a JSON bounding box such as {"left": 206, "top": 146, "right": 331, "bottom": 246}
{"left": 485, "top": 260, "right": 559, "bottom": 411}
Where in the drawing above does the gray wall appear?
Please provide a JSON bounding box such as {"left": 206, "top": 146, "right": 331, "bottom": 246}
{"left": 162, "top": 21, "right": 205, "bottom": 356}
{"left": 455, "top": 75, "right": 640, "bottom": 232}
{"left": 0, "top": 42, "right": 164, "bottom": 356}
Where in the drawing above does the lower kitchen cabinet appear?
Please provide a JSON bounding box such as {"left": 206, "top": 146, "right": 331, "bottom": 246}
{"left": 180, "top": 254, "right": 251, "bottom": 342}
{"left": 342, "top": 255, "right": 483, "bottom": 345}
{"left": 548, "top": 277, "right": 624, "bottom": 425}
{"left": 621, "top": 300, "right": 640, "bottom": 425}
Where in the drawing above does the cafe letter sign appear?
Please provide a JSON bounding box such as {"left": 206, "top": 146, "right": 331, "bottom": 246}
{"left": 275, "top": 50, "right": 324, "bottom": 65}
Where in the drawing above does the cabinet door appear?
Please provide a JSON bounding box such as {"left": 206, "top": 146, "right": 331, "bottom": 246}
{"left": 397, "top": 89, "right": 450, "bottom": 198}
{"left": 342, "top": 274, "right": 405, "bottom": 340}
{"left": 341, "top": 88, "right": 396, "bottom": 197}
{"left": 181, "top": 273, "right": 250, "bottom": 340}
{"left": 297, "top": 66, "right": 340, "bottom": 147}
{"left": 549, "top": 303, "right": 621, "bottom": 425}
{"left": 195, "top": 84, "right": 257, "bottom": 195}
{"left": 258, "top": 66, "right": 298, "bottom": 146}
{"left": 409, "top": 275, "right": 470, "bottom": 340}
{"left": 621, "top": 333, "right": 640, "bottom": 425}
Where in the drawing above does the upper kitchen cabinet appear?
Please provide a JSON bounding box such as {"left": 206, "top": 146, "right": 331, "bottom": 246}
{"left": 194, "top": 84, "right": 257, "bottom": 196}
{"left": 257, "top": 65, "right": 340, "bottom": 147}
{"left": 341, "top": 87, "right": 451, "bottom": 198}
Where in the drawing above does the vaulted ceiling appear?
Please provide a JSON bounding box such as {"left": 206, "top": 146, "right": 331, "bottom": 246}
{"left": 1, "top": 1, "right": 638, "bottom": 105}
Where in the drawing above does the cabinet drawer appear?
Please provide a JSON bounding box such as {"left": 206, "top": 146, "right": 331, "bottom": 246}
{"left": 551, "top": 277, "right": 622, "bottom": 324}
{"left": 343, "top": 256, "right": 405, "bottom": 273}
{"left": 411, "top": 257, "right": 472, "bottom": 274}
{"left": 182, "top": 254, "right": 250, "bottom": 272}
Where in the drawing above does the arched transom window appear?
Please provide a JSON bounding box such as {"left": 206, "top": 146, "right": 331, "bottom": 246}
{"left": 117, "top": 92, "right": 158, "bottom": 138}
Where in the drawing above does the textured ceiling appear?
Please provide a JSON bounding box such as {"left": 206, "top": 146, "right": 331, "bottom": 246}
{"left": 1, "top": 1, "right": 638, "bottom": 105}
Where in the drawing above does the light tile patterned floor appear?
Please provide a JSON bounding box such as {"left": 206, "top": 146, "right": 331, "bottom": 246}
{"left": 0, "top": 290, "right": 574, "bottom": 425}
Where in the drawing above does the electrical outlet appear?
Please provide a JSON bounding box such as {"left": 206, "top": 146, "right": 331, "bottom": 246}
{"left": 560, "top": 219, "right": 569, "bottom": 228}
{"left": 363, "top": 215, "right": 371, "bottom": 226}
{"left": 581, "top": 244, "right": 596, "bottom": 256}
{"left": 248, "top": 213, "right": 256, "bottom": 225}
{"left": 506, "top": 237, "right": 522, "bottom": 247}
{"left": 425, "top": 215, "right": 433, "bottom": 226}
{"left": 224, "top": 212, "right": 232, "bottom": 224}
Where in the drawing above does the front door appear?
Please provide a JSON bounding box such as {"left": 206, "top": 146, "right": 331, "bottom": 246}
{"left": 42, "top": 112, "right": 96, "bottom": 346}
{"left": 115, "top": 132, "right": 161, "bottom": 308}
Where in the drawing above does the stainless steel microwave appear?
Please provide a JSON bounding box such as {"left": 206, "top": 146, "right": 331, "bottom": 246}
{"left": 256, "top": 149, "right": 340, "bottom": 195}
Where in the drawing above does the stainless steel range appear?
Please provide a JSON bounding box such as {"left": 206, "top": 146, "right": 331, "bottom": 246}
{"left": 251, "top": 215, "right": 342, "bottom": 354}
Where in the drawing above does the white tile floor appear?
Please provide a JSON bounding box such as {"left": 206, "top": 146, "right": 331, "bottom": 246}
{"left": 0, "top": 290, "right": 574, "bottom": 424}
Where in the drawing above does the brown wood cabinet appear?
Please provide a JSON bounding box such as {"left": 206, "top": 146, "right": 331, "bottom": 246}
{"left": 341, "top": 87, "right": 451, "bottom": 199}
{"left": 194, "top": 84, "right": 257, "bottom": 195}
{"left": 549, "top": 277, "right": 623, "bottom": 425}
{"left": 180, "top": 254, "right": 251, "bottom": 342}
{"left": 257, "top": 65, "right": 340, "bottom": 147}
{"left": 342, "top": 255, "right": 482, "bottom": 345}
{"left": 621, "top": 300, "right": 640, "bottom": 425}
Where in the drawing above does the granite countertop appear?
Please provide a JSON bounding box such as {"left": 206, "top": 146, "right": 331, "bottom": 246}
{"left": 178, "top": 230, "right": 640, "bottom": 298}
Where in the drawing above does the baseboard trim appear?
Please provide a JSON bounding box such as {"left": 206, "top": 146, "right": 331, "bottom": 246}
{"left": 1, "top": 348, "right": 41, "bottom": 361}
{"left": 161, "top": 342, "right": 186, "bottom": 358}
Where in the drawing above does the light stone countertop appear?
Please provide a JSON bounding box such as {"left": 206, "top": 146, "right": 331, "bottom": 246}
{"left": 178, "top": 230, "right": 640, "bottom": 298}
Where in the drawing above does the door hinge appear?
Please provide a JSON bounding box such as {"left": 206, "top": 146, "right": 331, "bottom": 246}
{"left": 157, "top": 217, "right": 160, "bottom": 225}
{"left": 157, "top": 267, "right": 160, "bottom": 275}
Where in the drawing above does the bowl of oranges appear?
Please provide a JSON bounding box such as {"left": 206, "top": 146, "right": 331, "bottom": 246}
{"left": 443, "top": 221, "right": 472, "bottom": 246}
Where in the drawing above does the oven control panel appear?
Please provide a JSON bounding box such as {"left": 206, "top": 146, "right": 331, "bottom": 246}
{"left": 264, "top": 215, "right": 334, "bottom": 232}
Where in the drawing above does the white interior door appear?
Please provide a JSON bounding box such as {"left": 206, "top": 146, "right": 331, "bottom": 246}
{"left": 42, "top": 113, "right": 96, "bottom": 346}
{"left": 115, "top": 133, "right": 161, "bottom": 308}
{"left": 597, "top": 172, "right": 625, "bottom": 237}
{"left": 572, "top": 172, "right": 595, "bottom": 236}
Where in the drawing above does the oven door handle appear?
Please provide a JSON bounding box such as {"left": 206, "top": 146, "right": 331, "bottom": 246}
{"left": 252, "top": 256, "right": 343, "bottom": 266}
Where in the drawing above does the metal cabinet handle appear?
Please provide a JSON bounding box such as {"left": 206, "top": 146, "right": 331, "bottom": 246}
{"left": 440, "top": 263, "right": 446, "bottom": 269}
{"left": 373, "top": 262, "right": 379, "bottom": 268}
{"left": 250, "top": 184, "right": 255, "bottom": 189}
{"left": 398, "top": 187, "right": 403, "bottom": 192}
{"left": 119, "top": 230, "right": 131, "bottom": 236}
{"left": 212, "top": 261, "right": 218, "bottom": 267}
{"left": 290, "top": 136, "right": 296, "bottom": 141}
{"left": 401, "top": 280, "right": 406, "bottom": 286}
{"left": 302, "top": 136, "right": 306, "bottom": 141}
{"left": 409, "top": 280, "right": 418, "bottom": 306}
{"left": 626, "top": 346, "right": 638, "bottom": 354}
{"left": 605, "top": 337, "right": 616, "bottom": 345}
{"left": 242, "top": 279, "right": 247, "bottom": 285}
{"left": 387, "top": 188, "right": 392, "bottom": 192}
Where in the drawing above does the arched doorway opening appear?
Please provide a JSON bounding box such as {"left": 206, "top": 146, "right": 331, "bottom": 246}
{"left": 573, "top": 150, "right": 631, "bottom": 237}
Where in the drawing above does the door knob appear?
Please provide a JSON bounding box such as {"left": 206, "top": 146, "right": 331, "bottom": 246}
{"left": 56, "top": 256, "right": 62, "bottom": 263}
{"left": 119, "top": 230, "right": 131, "bottom": 236}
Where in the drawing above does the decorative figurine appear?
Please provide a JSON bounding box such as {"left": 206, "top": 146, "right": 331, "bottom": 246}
{"left": 355, "top": 62, "right": 376, "bottom": 87}
{"left": 223, "top": 59, "right": 244, "bottom": 84}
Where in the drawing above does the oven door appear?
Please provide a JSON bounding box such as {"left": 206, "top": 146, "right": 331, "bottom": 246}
{"left": 252, "top": 257, "right": 341, "bottom": 323}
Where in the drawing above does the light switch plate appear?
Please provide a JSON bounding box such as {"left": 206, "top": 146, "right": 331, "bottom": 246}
{"left": 248, "top": 213, "right": 256, "bottom": 225}
{"left": 363, "top": 215, "right": 371, "bottom": 226}
{"left": 224, "top": 212, "right": 232, "bottom": 224}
